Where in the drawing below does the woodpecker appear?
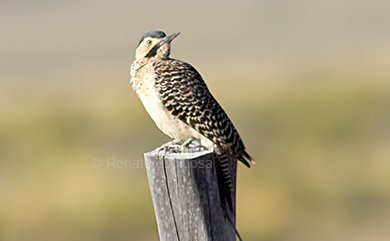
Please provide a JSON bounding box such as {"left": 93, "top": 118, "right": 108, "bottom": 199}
{"left": 130, "top": 30, "right": 253, "bottom": 214}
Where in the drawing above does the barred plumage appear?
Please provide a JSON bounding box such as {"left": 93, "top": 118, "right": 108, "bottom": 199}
{"left": 153, "top": 59, "right": 252, "bottom": 168}
{"left": 130, "top": 30, "right": 253, "bottom": 213}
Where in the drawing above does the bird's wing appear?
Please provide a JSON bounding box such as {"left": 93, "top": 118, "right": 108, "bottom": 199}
{"left": 153, "top": 59, "right": 252, "bottom": 167}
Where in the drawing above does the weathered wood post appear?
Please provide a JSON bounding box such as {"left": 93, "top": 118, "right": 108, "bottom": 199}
{"left": 144, "top": 144, "right": 237, "bottom": 241}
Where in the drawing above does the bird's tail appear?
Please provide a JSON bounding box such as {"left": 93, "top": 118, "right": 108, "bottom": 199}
{"left": 214, "top": 152, "right": 243, "bottom": 241}
{"left": 214, "top": 152, "right": 234, "bottom": 212}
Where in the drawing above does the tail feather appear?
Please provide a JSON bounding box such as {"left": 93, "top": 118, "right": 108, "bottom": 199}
{"left": 214, "top": 152, "right": 244, "bottom": 241}
{"left": 238, "top": 150, "right": 254, "bottom": 168}
{"left": 214, "top": 152, "right": 234, "bottom": 212}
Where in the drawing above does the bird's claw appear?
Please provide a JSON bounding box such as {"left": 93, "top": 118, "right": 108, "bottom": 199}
{"left": 157, "top": 139, "right": 207, "bottom": 157}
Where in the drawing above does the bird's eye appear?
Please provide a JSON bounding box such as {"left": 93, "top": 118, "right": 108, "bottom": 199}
{"left": 146, "top": 40, "right": 152, "bottom": 45}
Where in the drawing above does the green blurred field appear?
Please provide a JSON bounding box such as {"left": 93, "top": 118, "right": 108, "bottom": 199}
{"left": 1, "top": 1, "right": 390, "bottom": 241}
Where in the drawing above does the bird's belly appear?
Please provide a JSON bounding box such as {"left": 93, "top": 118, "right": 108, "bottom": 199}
{"left": 132, "top": 72, "right": 215, "bottom": 150}
{"left": 143, "top": 98, "right": 192, "bottom": 141}
{"left": 137, "top": 74, "right": 194, "bottom": 141}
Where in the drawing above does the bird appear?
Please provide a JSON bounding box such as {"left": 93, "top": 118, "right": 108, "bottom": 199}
{"left": 129, "top": 30, "right": 254, "bottom": 215}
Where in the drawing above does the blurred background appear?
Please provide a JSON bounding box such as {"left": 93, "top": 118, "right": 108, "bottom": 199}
{"left": 1, "top": 0, "right": 390, "bottom": 240}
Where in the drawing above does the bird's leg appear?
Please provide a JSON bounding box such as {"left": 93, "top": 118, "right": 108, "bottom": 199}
{"left": 179, "top": 138, "right": 195, "bottom": 152}
{"left": 162, "top": 138, "right": 195, "bottom": 153}
{"left": 158, "top": 139, "right": 182, "bottom": 155}
{"left": 182, "top": 138, "right": 194, "bottom": 147}
{"left": 158, "top": 138, "right": 202, "bottom": 154}
{"left": 161, "top": 139, "right": 181, "bottom": 148}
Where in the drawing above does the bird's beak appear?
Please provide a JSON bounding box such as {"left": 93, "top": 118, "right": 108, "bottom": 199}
{"left": 145, "top": 33, "right": 180, "bottom": 58}
{"left": 158, "top": 32, "right": 180, "bottom": 47}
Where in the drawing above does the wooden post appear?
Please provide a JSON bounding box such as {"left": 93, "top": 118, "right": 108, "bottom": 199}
{"left": 144, "top": 145, "right": 237, "bottom": 241}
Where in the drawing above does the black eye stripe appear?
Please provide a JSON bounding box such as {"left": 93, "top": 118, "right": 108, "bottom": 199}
{"left": 145, "top": 44, "right": 159, "bottom": 58}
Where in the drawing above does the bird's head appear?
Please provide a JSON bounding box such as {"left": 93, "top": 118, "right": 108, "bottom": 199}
{"left": 135, "top": 30, "right": 180, "bottom": 61}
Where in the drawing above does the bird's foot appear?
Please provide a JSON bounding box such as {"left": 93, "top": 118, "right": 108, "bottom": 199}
{"left": 157, "top": 139, "right": 206, "bottom": 156}
{"left": 158, "top": 139, "right": 182, "bottom": 155}
{"left": 189, "top": 140, "right": 207, "bottom": 152}
{"left": 180, "top": 138, "right": 206, "bottom": 153}
{"left": 160, "top": 139, "right": 181, "bottom": 149}
{"left": 179, "top": 138, "right": 194, "bottom": 152}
